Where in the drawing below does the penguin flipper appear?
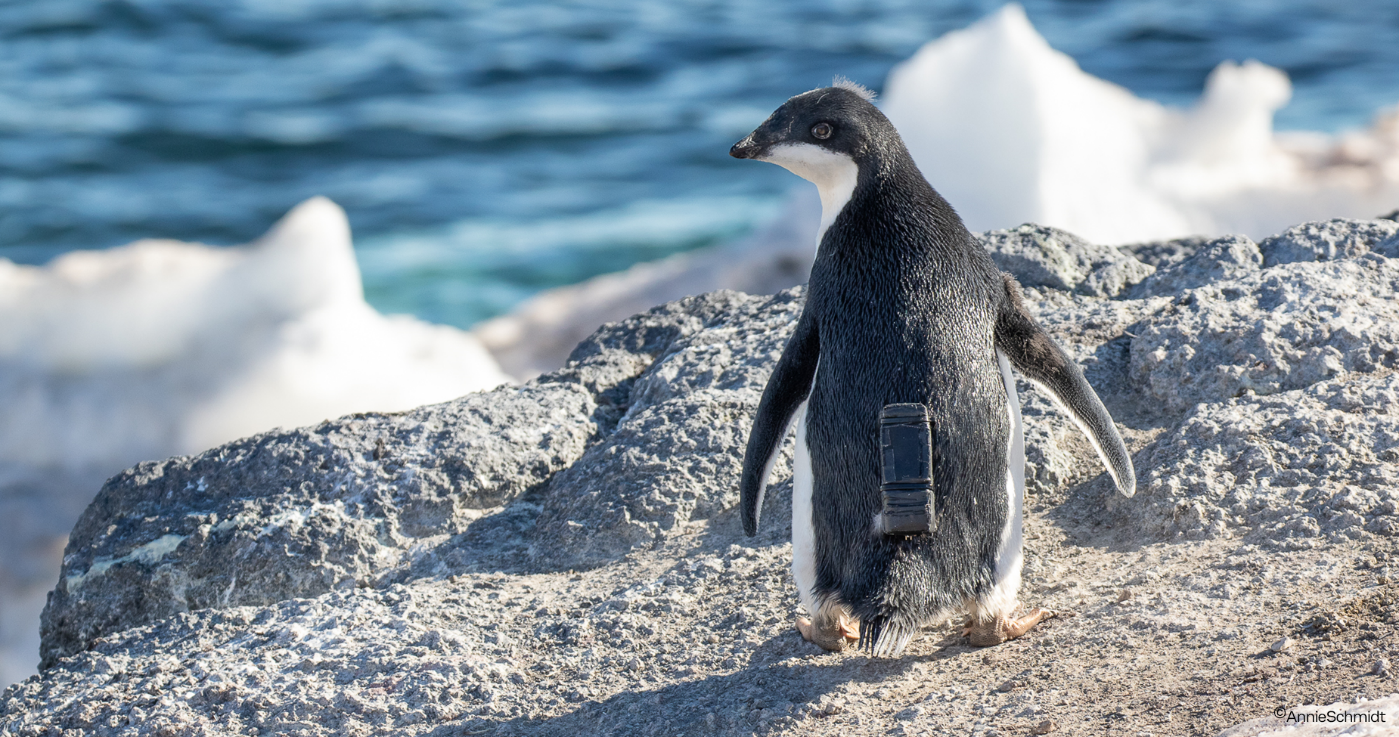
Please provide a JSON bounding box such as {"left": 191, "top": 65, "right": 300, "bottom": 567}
{"left": 740, "top": 310, "right": 819, "bottom": 535}
{"left": 993, "top": 274, "right": 1136, "bottom": 497}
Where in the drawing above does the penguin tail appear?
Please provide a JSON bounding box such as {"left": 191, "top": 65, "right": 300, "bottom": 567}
{"left": 859, "top": 616, "right": 916, "bottom": 658}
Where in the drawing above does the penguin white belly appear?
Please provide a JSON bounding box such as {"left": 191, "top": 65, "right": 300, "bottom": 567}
{"left": 982, "top": 349, "right": 1026, "bottom": 616}
{"left": 790, "top": 400, "right": 818, "bottom": 616}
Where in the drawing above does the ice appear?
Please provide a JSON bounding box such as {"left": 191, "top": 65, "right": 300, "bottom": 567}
{"left": 0, "top": 196, "right": 509, "bottom": 686}
{"left": 881, "top": 4, "right": 1399, "bottom": 244}
{"left": 0, "top": 196, "right": 508, "bottom": 474}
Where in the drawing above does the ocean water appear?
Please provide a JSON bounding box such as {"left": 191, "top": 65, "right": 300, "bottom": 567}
{"left": 1, "top": 0, "right": 1397, "bottom": 330}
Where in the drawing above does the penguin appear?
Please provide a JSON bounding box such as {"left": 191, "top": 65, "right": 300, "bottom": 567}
{"left": 732, "top": 80, "right": 1136, "bottom": 656}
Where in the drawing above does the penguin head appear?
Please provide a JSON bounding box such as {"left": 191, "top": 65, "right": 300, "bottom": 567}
{"left": 729, "top": 79, "right": 892, "bottom": 185}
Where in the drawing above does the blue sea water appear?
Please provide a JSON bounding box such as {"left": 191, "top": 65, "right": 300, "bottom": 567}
{"left": 1, "top": 0, "right": 1397, "bottom": 327}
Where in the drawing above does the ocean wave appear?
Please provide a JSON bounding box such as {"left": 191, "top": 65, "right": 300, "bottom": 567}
{"left": 358, "top": 195, "right": 780, "bottom": 324}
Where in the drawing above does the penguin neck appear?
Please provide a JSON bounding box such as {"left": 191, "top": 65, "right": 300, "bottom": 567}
{"left": 761, "top": 143, "right": 860, "bottom": 244}
{"left": 811, "top": 161, "right": 860, "bottom": 245}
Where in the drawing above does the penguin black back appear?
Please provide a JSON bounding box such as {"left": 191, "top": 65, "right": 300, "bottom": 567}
{"left": 736, "top": 85, "right": 1013, "bottom": 646}
{"left": 734, "top": 84, "right": 1136, "bottom": 655}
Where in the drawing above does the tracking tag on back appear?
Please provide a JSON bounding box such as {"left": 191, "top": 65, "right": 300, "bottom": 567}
{"left": 879, "top": 403, "right": 935, "bottom": 536}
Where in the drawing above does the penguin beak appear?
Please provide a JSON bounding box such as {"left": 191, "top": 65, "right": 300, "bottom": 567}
{"left": 729, "top": 134, "right": 763, "bottom": 160}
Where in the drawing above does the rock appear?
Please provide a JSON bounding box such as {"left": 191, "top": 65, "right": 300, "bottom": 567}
{"left": 38, "top": 390, "right": 604, "bottom": 670}
{"left": 978, "top": 224, "right": 1155, "bottom": 297}
{"left": 1008, "top": 293, "right": 1163, "bottom": 494}
{"left": 1270, "top": 637, "right": 1294, "bottom": 652}
{"left": 528, "top": 289, "right": 805, "bottom": 570}
{"left": 1121, "top": 236, "right": 1211, "bottom": 270}
{"left": 1259, "top": 218, "right": 1399, "bottom": 267}
{"left": 1128, "top": 255, "right": 1399, "bottom": 414}
{"left": 1132, "top": 372, "right": 1399, "bottom": 543}
{"left": 10, "top": 217, "right": 1399, "bottom": 737}
{"left": 1126, "top": 235, "right": 1262, "bottom": 299}
{"left": 14, "top": 582, "right": 534, "bottom": 736}
{"left": 38, "top": 291, "right": 759, "bottom": 669}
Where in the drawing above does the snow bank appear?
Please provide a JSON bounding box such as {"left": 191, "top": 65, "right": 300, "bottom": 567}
{"left": 882, "top": 4, "right": 1399, "bottom": 243}
{"left": 0, "top": 197, "right": 508, "bottom": 475}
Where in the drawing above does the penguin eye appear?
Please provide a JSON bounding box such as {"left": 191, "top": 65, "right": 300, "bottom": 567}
{"left": 811, "top": 122, "right": 833, "bottom": 140}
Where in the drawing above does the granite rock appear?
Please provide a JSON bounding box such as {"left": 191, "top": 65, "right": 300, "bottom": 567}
{"left": 1133, "top": 371, "right": 1399, "bottom": 544}
{"left": 1259, "top": 218, "right": 1399, "bottom": 267}
{"left": 1126, "top": 234, "right": 1263, "bottom": 299}
{"left": 37, "top": 293, "right": 747, "bottom": 669}
{"left": 1121, "top": 236, "right": 1211, "bottom": 270}
{"left": 1128, "top": 254, "right": 1399, "bottom": 414}
{"left": 529, "top": 289, "right": 805, "bottom": 570}
{"left": 978, "top": 223, "right": 1155, "bottom": 297}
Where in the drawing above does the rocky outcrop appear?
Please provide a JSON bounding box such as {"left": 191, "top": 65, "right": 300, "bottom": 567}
{"left": 1137, "top": 372, "right": 1399, "bottom": 544}
{"left": 8, "top": 219, "right": 1399, "bottom": 737}
{"left": 979, "top": 223, "right": 1155, "bottom": 297}
{"left": 37, "top": 294, "right": 751, "bottom": 669}
{"left": 528, "top": 289, "right": 806, "bottom": 571}
{"left": 37, "top": 380, "right": 599, "bottom": 670}
{"left": 1125, "top": 234, "right": 1262, "bottom": 298}
{"left": 1127, "top": 255, "right": 1399, "bottom": 414}
{"left": 1258, "top": 218, "right": 1399, "bottom": 267}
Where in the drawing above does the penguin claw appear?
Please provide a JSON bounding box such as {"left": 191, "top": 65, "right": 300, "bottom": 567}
{"left": 964, "top": 607, "right": 1054, "bottom": 647}
{"left": 839, "top": 617, "right": 860, "bottom": 644}
{"left": 797, "top": 612, "right": 861, "bottom": 651}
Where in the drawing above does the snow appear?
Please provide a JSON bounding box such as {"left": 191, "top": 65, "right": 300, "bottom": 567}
{"left": 881, "top": 4, "right": 1399, "bottom": 244}
{"left": 0, "top": 197, "right": 509, "bottom": 475}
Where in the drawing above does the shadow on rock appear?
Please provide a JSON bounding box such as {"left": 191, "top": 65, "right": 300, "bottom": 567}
{"left": 474, "top": 633, "right": 920, "bottom": 737}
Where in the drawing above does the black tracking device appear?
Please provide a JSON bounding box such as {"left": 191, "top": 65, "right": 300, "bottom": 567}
{"left": 878, "top": 403, "right": 935, "bottom": 535}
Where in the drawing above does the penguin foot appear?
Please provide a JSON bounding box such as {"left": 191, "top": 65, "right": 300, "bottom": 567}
{"left": 962, "top": 607, "right": 1053, "bottom": 647}
{"left": 797, "top": 612, "right": 861, "bottom": 651}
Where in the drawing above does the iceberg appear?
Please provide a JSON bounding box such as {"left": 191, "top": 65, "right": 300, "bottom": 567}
{"left": 882, "top": 4, "right": 1399, "bottom": 244}
{"left": 0, "top": 197, "right": 508, "bottom": 475}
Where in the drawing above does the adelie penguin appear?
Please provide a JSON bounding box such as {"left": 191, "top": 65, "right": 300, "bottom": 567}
{"left": 732, "top": 80, "right": 1136, "bottom": 657}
